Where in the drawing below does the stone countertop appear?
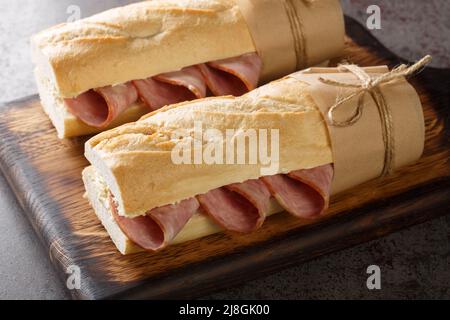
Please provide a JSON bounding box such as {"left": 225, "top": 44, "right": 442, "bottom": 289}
{"left": 0, "top": 0, "right": 448, "bottom": 300}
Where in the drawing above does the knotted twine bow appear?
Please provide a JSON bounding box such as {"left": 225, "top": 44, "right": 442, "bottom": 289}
{"left": 318, "top": 55, "right": 432, "bottom": 176}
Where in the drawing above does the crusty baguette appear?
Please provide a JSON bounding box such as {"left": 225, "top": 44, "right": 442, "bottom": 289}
{"left": 82, "top": 166, "right": 284, "bottom": 254}
{"left": 31, "top": 0, "right": 255, "bottom": 99}
{"left": 32, "top": 0, "right": 344, "bottom": 138}
{"left": 85, "top": 76, "right": 333, "bottom": 218}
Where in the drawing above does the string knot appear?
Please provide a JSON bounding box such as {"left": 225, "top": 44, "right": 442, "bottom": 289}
{"left": 318, "top": 55, "right": 431, "bottom": 127}
{"left": 317, "top": 55, "right": 432, "bottom": 176}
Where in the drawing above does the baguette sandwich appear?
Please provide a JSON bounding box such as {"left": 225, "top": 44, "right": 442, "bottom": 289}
{"left": 82, "top": 61, "right": 427, "bottom": 255}
{"left": 82, "top": 76, "right": 335, "bottom": 255}
{"left": 32, "top": 0, "right": 345, "bottom": 138}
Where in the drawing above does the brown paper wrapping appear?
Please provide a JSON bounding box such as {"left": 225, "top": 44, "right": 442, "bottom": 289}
{"left": 289, "top": 67, "right": 425, "bottom": 194}
{"left": 236, "top": 0, "right": 345, "bottom": 83}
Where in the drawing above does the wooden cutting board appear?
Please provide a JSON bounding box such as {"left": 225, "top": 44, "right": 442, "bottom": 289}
{"left": 0, "top": 17, "right": 449, "bottom": 300}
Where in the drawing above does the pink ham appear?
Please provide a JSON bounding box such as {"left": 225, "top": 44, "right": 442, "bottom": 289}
{"left": 133, "top": 66, "right": 206, "bottom": 111}
{"left": 198, "top": 53, "right": 263, "bottom": 96}
{"left": 288, "top": 164, "right": 334, "bottom": 208}
{"left": 65, "top": 83, "right": 138, "bottom": 128}
{"left": 66, "top": 53, "right": 261, "bottom": 127}
{"left": 108, "top": 165, "right": 333, "bottom": 251}
{"left": 261, "top": 165, "right": 334, "bottom": 218}
{"left": 197, "top": 179, "right": 271, "bottom": 233}
{"left": 226, "top": 179, "right": 271, "bottom": 229}
{"left": 110, "top": 195, "right": 199, "bottom": 251}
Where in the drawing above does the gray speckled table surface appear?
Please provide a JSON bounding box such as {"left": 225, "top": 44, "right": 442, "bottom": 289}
{"left": 0, "top": 0, "right": 449, "bottom": 300}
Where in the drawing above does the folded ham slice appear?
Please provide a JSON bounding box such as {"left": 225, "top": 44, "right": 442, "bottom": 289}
{"left": 110, "top": 195, "right": 199, "bottom": 251}
{"left": 65, "top": 83, "right": 138, "bottom": 128}
{"left": 110, "top": 165, "right": 334, "bottom": 251}
{"left": 261, "top": 164, "right": 334, "bottom": 218}
{"left": 197, "top": 179, "right": 271, "bottom": 233}
{"left": 133, "top": 66, "right": 206, "bottom": 111}
{"left": 198, "top": 53, "right": 262, "bottom": 96}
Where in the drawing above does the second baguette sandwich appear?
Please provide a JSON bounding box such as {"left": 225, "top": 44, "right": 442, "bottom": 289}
{"left": 32, "top": 0, "right": 345, "bottom": 138}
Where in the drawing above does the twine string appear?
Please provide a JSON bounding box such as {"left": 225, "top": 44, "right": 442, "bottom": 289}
{"left": 318, "top": 55, "right": 432, "bottom": 176}
{"left": 284, "top": 0, "right": 315, "bottom": 70}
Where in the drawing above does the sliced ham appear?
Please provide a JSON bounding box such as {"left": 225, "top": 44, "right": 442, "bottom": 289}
{"left": 197, "top": 178, "right": 271, "bottom": 233}
{"left": 66, "top": 53, "right": 261, "bottom": 127}
{"left": 261, "top": 165, "right": 334, "bottom": 219}
{"left": 108, "top": 165, "right": 333, "bottom": 251}
{"left": 133, "top": 66, "right": 206, "bottom": 111}
{"left": 155, "top": 66, "right": 207, "bottom": 99}
{"left": 65, "top": 83, "right": 138, "bottom": 128}
{"left": 110, "top": 195, "right": 199, "bottom": 251}
{"left": 262, "top": 175, "right": 323, "bottom": 218}
{"left": 198, "top": 53, "right": 263, "bottom": 96}
{"left": 288, "top": 164, "right": 334, "bottom": 209}
{"left": 226, "top": 179, "right": 271, "bottom": 229}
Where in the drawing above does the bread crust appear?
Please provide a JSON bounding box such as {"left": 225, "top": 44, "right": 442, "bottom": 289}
{"left": 85, "top": 77, "right": 333, "bottom": 217}
{"left": 31, "top": 0, "right": 255, "bottom": 98}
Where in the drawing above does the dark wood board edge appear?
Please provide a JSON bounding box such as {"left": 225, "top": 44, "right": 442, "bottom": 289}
{"left": 0, "top": 16, "right": 448, "bottom": 300}
{"left": 0, "top": 104, "right": 81, "bottom": 299}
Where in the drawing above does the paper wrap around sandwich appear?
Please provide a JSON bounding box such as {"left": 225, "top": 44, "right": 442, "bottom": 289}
{"left": 236, "top": 0, "right": 345, "bottom": 82}
{"left": 291, "top": 65, "right": 425, "bottom": 193}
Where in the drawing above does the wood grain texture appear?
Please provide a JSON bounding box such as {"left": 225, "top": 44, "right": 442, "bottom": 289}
{"left": 0, "top": 17, "right": 449, "bottom": 300}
